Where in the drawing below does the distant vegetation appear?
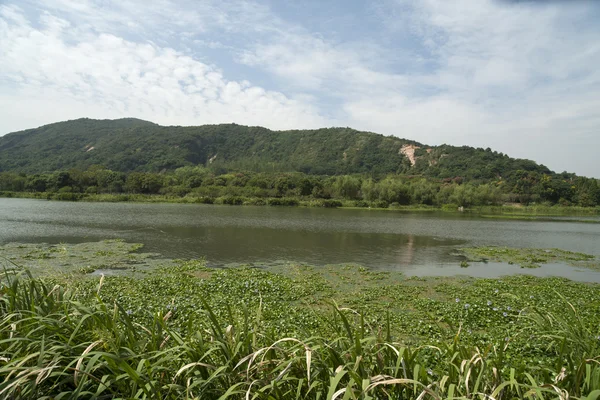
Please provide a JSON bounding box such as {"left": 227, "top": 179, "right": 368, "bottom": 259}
{"left": 1, "top": 118, "right": 598, "bottom": 207}
{"left": 0, "top": 165, "right": 598, "bottom": 208}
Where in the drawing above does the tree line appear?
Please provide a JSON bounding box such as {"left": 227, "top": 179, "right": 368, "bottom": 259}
{"left": 0, "top": 166, "right": 598, "bottom": 207}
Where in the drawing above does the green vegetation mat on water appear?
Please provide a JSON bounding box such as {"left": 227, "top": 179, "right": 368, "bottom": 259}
{"left": 1, "top": 240, "right": 599, "bottom": 398}
{"left": 460, "top": 246, "right": 599, "bottom": 270}
{"left": 0, "top": 239, "right": 175, "bottom": 276}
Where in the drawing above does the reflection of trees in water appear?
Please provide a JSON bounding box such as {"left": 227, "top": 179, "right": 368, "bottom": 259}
{"left": 148, "top": 226, "right": 460, "bottom": 267}
{"left": 397, "top": 234, "right": 415, "bottom": 265}
{"left": 395, "top": 235, "right": 460, "bottom": 266}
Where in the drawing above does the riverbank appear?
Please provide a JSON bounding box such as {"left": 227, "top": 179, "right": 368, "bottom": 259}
{"left": 1, "top": 190, "right": 599, "bottom": 217}
{"left": 1, "top": 241, "right": 599, "bottom": 398}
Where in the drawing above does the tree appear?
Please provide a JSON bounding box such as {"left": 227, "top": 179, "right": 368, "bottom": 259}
{"left": 332, "top": 176, "right": 362, "bottom": 199}
{"left": 126, "top": 172, "right": 163, "bottom": 194}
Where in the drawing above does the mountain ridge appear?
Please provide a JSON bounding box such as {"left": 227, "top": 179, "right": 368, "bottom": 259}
{"left": 0, "top": 118, "right": 557, "bottom": 180}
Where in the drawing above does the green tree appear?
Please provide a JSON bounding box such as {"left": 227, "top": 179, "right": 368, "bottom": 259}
{"left": 126, "top": 172, "right": 163, "bottom": 194}
{"left": 332, "top": 176, "right": 362, "bottom": 199}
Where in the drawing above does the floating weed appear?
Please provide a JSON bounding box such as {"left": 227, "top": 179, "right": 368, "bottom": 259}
{"left": 93, "top": 250, "right": 115, "bottom": 256}
{"left": 0, "top": 241, "right": 176, "bottom": 277}
{"left": 461, "top": 245, "right": 599, "bottom": 270}
{"left": 77, "top": 265, "right": 96, "bottom": 274}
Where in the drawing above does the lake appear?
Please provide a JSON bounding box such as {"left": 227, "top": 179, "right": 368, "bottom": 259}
{"left": 1, "top": 198, "right": 599, "bottom": 281}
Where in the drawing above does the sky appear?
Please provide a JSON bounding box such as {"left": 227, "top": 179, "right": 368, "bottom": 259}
{"left": 1, "top": 0, "right": 599, "bottom": 177}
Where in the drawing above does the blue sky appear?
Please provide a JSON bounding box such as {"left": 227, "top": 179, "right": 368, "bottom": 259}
{"left": 1, "top": 0, "right": 599, "bottom": 177}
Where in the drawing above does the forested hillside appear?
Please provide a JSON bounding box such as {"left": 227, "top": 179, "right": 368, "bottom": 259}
{"left": 1, "top": 118, "right": 598, "bottom": 207}
{"left": 0, "top": 118, "right": 550, "bottom": 179}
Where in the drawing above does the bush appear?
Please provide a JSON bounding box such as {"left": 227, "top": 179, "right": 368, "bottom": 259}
{"left": 320, "top": 199, "right": 342, "bottom": 208}
{"left": 191, "top": 196, "right": 214, "bottom": 204}
{"left": 244, "top": 198, "right": 266, "bottom": 206}
{"left": 215, "top": 195, "right": 245, "bottom": 205}
{"left": 371, "top": 200, "right": 389, "bottom": 208}
{"left": 267, "top": 197, "right": 299, "bottom": 206}
{"left": 160, "top": 185, "right": 190, "bottom": 197}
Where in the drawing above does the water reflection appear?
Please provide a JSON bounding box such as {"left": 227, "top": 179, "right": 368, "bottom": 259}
{"left": 397, "top": 235, "right": 415, "bottom": 266}
{"left": 0, "top": 198, "right": 599, "bottom": 282}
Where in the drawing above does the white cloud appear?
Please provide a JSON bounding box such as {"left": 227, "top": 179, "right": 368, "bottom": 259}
{"left": 344, "top": 95, "right": 490, "bottom": 143}
{"left": 0, "top": 4, "right": 327, "bottom": 132}
{"left": 236, "top": 0, "right": 600, "bottom": 176}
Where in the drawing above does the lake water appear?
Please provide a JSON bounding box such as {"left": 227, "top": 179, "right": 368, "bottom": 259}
{"left": 1, "top": 198, "right": 599, "bottom": 281}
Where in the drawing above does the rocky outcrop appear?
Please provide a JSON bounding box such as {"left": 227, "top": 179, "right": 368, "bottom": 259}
{"left": 400, "top": 144, "right": 420, "bottom": 166}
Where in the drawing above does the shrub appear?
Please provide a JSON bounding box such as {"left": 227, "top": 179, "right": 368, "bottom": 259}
{"left": 215, "top": 195, "right": 245, "bottom": 205}
{"left": 371, "top": 200, "right": 389, "bottom": 208}
{"left": 320, "top": 199, "right": 342, "bottom": 208}
{"left": 192, "top": 196, "right": 214, "bottom": 204}
{"left": 267, "top": 197, "right": 299, "bottom": 206}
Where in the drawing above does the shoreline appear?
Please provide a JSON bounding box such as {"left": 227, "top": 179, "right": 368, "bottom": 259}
{"left": 2, "top": 240, "right": 600, "bottom": 397}
{"left": 1, "top": 190, "right": 599, "bottom": 218}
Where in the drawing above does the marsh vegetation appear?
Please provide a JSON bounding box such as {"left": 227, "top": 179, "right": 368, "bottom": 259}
{"left": 1, "top": 240, "right": 600, "bottom": 398}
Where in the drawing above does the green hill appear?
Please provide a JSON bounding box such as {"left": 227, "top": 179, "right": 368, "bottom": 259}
{"left": 0, "top": 118, "right": 552, "bottom": 181}
{"left": 1, "top": 118, "right": 599, "bottom": 207}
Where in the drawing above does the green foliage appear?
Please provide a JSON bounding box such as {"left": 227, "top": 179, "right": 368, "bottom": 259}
{"left": 1, "top": 118, "right": 598, "bottom": 206}
{"left": 1, "top": 269, "right": 599, "bottom": 399}
{"left": 0, "top": 119, "right": 410, "bottom": 175}
{"left": 5, "top": 167, "right": 597, "bottom": 207}
{"left": 0, "top": 118, "right": 574, "bottom": 179}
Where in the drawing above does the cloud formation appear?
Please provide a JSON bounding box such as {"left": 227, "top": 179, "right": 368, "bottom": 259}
{"left": 0, "top": 2, "right": 327, "bottom": 131}
{"left": 1, "top": 0, "right": 599, "bottom": 177}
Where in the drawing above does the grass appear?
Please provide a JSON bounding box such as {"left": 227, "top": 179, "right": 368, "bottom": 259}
{"left": 1, "top": 257, "right": 600, "bottom": 398}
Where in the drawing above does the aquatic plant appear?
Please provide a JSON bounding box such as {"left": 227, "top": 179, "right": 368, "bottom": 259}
{"left": 1, "top": 270, "right": 599, "bottom": 399}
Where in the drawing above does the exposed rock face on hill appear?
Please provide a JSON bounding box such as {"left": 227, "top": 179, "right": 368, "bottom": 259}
{"left": 400, "top": 144, "right": 420, "bottom": 166}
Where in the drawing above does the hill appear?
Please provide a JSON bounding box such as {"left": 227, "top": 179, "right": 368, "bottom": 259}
{"left": 0, "top": 118, "right": 552, "bottom": 181}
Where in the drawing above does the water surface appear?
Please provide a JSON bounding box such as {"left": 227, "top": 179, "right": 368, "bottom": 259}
{"left": 1, "top": 198, "right": 599, "bottom": 281}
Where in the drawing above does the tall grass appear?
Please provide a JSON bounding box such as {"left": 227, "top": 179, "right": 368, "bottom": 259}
{"left": 1, "top": 270, "right": 599, "bottom": 399}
